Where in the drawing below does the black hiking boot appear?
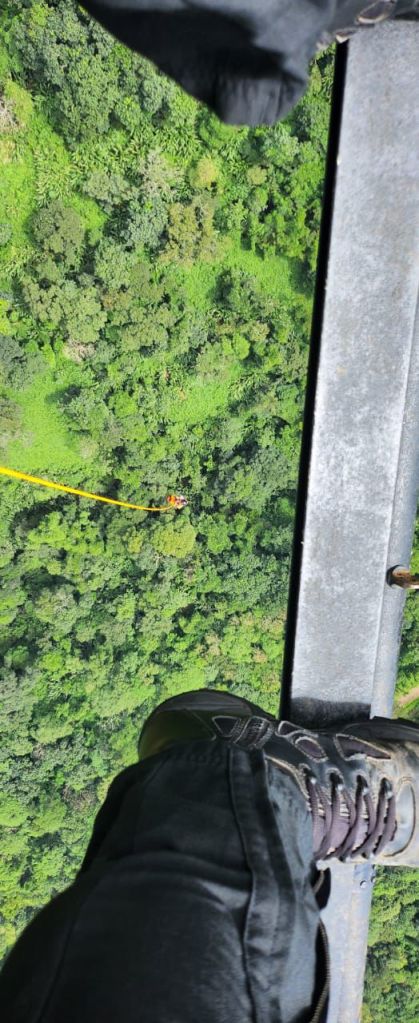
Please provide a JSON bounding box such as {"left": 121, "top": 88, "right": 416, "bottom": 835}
{"left": 138, "top": 688, "right": 419, "bottom": 867}
{"left": 317, "top": 0, "right": 419, "bottom": 48}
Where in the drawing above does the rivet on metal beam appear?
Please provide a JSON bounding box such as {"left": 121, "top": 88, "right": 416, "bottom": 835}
{"left": 386, "top": 566, "right": 419, "bottom": 591}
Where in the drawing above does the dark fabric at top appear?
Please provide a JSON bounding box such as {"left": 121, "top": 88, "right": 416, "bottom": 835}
{"left": 81, "top": 0, "right": 346, "bottom": 126}
{"left": 81, "top": 1, "right": 419, "bottom": 126}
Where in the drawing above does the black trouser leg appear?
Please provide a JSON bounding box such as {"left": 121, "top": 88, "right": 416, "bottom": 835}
{"left": 0, "top": 738, "right": 325, "bottom": 1023}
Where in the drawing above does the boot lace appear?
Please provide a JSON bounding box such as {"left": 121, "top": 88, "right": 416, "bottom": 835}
{"left": 306, "top": 770, "right": 397, "bottom": 861}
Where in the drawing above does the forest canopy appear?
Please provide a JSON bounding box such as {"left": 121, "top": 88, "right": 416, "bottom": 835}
{"left": 0, "top": 3, "right": 418, "bottom": 1019}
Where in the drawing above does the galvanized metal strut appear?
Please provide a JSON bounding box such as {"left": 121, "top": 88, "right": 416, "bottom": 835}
{"left": 279, "top": 23, "right": 419, "bottom": 1022}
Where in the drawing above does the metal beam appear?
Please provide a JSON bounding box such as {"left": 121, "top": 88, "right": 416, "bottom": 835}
{"left": 280, "top": 22, "right": 419, "bottom": 1022}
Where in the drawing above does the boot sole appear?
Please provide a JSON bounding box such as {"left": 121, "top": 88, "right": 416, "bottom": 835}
{"left": 145, "top": 688, "right": 276, "bottom": 723}
{"left": 142, "top": 697, "right": 419, "bottom": 749}
{"left": 344, "top": 715, "right": 419, "bottom": 744}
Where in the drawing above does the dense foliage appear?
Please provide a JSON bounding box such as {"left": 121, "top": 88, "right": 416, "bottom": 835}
{"left": 0, "top": 3, "right": 417, "bottom": 1018}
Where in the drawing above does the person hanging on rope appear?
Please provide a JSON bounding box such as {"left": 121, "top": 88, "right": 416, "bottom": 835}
{"left": 166, "top": 493, "right": 189, "bottom": 509}
{"left": 0, "top": 467, "right": 189, "bottom": 514}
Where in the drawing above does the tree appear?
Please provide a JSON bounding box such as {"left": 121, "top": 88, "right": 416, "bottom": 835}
{"left": 12, "top": 4, "right": 121, "bottom": 144}
{"left": 31, "top": 201, "right": 85, "bottom": 269}
{"left": 21, "top": 275, "right": 107, "bottom": 344}
{"left": 94, "top": 239, "right": 136, "bottom": 291}
{"left": 189, "top": 156, "right": 220, "bottom": 190}
{"left": 121, "top": 195, "right": 168, "bottom": 253}
{"left": 82, "top": 170, "right": 134, "bottom": 213}
{"left": 32, "top": 585, "right": 81, "bottom": 636}
{"left": 0, "top": 797, "right": 30, "bottom": 829}
{"left": 152, "top": 521, "right": 197, "bottom": 558}
{"left": 0, "top": 336, "right": 46, "bottom": 389}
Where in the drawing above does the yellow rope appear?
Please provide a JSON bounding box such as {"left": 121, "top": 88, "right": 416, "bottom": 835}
{"left": 0, "top": 466, "right": 172, "bottom": 513}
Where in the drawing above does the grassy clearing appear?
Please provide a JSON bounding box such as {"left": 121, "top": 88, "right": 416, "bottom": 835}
{"left": 4, "top": 370, "right": 90, "bottom": 477}
{"left": 165, "top": 244, "right": 301, "bottom": 317}
{"left": 0, "top": 74, "right": 105, "bottom": 289}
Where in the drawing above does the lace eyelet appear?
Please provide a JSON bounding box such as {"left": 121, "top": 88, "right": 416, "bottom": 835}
{"left": 303, "top": 767, "right": 317, "bottom": 785}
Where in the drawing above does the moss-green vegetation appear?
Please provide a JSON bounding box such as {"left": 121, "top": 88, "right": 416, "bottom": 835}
{"left": 0, "top": 3, "right": 418, "bottom": 1018}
